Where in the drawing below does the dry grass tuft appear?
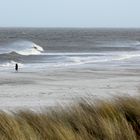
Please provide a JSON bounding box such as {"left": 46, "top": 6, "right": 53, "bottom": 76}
{"left": 0, "top": 97, "right": 140, "bottom": 139}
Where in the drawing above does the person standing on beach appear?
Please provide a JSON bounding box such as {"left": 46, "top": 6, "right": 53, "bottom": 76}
{"left": 15, "top": 63, "right": 18, "bottom": 72}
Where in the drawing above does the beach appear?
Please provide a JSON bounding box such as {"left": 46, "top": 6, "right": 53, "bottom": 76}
{"left": 0, "top": 66, "right": 139, "bottom": 110}
{"left": 0, "top": 28, "right": 140, "bottom": 110}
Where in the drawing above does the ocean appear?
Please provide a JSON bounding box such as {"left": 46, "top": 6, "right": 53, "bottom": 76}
{"left": 0, "top": 28, "right": 140, "bottom": 71}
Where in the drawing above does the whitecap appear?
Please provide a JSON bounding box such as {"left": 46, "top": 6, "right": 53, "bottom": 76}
{"left": 0, "top": 40, "right": 44, "bottom": 56}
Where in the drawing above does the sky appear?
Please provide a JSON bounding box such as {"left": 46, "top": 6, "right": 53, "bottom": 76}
{"left": 0, "top": 0, "right": 140, "bottom": 27}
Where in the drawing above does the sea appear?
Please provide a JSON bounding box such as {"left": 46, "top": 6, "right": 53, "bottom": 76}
{"left": 0, "top": 28, "right": 140, "bottom": 72}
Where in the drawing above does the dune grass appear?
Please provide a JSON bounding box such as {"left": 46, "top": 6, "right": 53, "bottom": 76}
{"left": 0, "top": 97, "right": 140, "bottom": 140}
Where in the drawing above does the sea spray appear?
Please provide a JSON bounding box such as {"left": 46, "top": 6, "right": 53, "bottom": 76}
{"left": 0, "top": 40, "right": 44, "bottom": 55}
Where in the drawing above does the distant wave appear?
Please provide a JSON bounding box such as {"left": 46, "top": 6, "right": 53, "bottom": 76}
{"left": 41, "top": 52, "right": 105, "bottom": 56}
{"left": 0, "top": 40, "right": 44, "bottom": 55}
{"left": 134, "top": 41, "right": 140, "bottom": 46}
{"left": 1, "top": 40, "right": 140, "bottom": 70}
{"left": 116, "top": 53, "right": 140, "bottom": 61}
{"left": 1, "top": 51, "right": 140, "bottom": 70}
{"left": 62, "top": 52, "right": 140, "bottom": 66}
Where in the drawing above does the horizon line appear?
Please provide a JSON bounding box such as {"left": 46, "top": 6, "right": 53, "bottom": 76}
{"left": 0, "top": 26, "right": 140, "bottom": 29}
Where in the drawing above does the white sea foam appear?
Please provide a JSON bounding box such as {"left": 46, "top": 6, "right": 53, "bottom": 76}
{"left": 38, "top": 51, "right": 140, "bottom": 68}
{"left": 0, "top": 40, "right": 44, "bottom": 55}
{"left": 134, "top": 41, "right": 140, "bottom": 46}
{"left": 1, "top": 40, "right": 140, "bottom": 70}
{"left": 64, "top": 52, "right": 140, "bottom": 66}
{"left": 41, "top": 52, "right": 104, "bottom": 56}
{"left": 0, "top": 61, "right": 24, "bottom": 70}
{"left": 0, "top": 61, "right": 24, "bottom": 67}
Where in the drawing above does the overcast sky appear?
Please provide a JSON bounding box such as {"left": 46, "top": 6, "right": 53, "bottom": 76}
{"left": 0, "top": 0, "right": 140, "bottom": 27}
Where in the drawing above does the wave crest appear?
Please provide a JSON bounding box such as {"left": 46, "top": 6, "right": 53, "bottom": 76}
{"left": 0, "top": 40, "right": 44, "bottom": 55}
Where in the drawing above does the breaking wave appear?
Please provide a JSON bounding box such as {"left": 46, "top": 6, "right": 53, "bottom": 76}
{"left": 0, "top": 40, "right": 44, "bottom": 55}
{"left": 1, "top": 40, "right": 140, "bottom": 70}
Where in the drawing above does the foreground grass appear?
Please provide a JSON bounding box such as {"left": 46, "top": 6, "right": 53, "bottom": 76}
{"left": 0, "top": 97, "right": 140, "bottom": 140}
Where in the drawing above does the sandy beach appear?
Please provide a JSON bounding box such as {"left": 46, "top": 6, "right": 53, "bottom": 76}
{"left": 0, "top": 66, "right": 139, "bottom": 110}
{"left": 0, "top": 28, "right": 140, "bottom": 111}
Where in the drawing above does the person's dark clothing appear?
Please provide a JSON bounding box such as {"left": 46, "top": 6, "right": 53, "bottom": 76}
{"left": 15, "top": 63, "right": 18, "bottom": 71}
